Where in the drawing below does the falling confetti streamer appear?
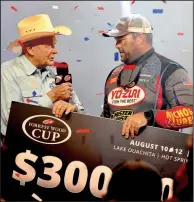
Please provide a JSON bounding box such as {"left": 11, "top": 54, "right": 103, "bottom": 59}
{"left": 10, "top": 6, "right": 18, "bottom": 11}
{"left": 107, "top": 22, "right": 114, "bottom": 30}
{"left": 114, "top": 52, "right": 119, "bottom": 61}
{"left": 96, "top": 93, "right": 104, "bottom": 96}
{"left": 177, "top": 32, "right": 184, "bottom": 36}
{"left": 74, "top": 5, "right": 79, "bottom": 10}
{"left": 97, "top": 7, "right": 104, "bottom": 10}
{"left": 153, "top": 9, "right": 163, "bottom": 14}
{"left": 84, "top": 37, "right": 89, "bottom": 41}
{"left": 31, "top": 193, "right": 42, "bottom": 201}
{"left": 98, "top": 30, "right": 105, "bottom": 34}
{"left": 131, "top": 0, "right": 136, "bottom": 5}
{"left": 52, "top": 5, "right": 58, "bottom": 9}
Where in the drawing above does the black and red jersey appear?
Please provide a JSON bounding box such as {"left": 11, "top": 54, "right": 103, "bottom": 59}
{"left": 101, "top": 48, "right": 193, "bottom": 129}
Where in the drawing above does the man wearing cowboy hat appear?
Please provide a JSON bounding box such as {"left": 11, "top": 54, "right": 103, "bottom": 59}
{"left": 1, "top": 14, "right": 84, "bottom": 137}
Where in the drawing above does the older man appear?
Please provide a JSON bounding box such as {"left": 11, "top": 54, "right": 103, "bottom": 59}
{"left": 1, "top": 14, "right": 84, "bottom": 137}
{"left": 101, "top": 14, "right": 193, "bottom": 138}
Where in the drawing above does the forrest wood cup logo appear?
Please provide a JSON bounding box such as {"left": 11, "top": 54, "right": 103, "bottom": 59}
{"left": 108, "top": 85, "right": 146, "bottom": 107}
{"left": 22, "top": 115, "right": 72, "bottom": 144}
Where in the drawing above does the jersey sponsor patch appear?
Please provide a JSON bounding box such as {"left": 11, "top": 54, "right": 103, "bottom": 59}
{"left": 107, "top": 76, "right": 117, "bottom": 85}
{"left": 139, "top": 77, "right": 154, "bottom": 84}
{"left": 108, "top": 85, "right": 146, "bottom": 107}
{"left": 111, "top": 109, "right": 134, "bottom": 121}
{"left": 182, "top": 76, "right": 193, "bottom": 86}
{"left": 111, "top": 65, "right": 124, "bottom": 76}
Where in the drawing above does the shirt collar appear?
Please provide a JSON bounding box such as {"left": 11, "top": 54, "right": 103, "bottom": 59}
{"left": 19, "top": 55, "right": 53, "bottom": 77}
{"left": 19, "top": 55, "right": 37, "bottom": 76}
{"left": 127, "top": 48, "right": 155, "bottom": 65}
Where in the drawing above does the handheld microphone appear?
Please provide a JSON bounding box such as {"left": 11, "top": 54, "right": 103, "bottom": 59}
{"left": 54, "top": 62, "right": 72, "bottom": 85}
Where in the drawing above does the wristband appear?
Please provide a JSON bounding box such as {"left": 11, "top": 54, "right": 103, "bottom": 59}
{"left": 144, "top": 110, "right": 154, "bottom": 125}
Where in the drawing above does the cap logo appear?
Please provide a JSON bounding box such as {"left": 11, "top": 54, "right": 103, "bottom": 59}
{"left": 119, "top": 21, "right": 126, "bottom": 25}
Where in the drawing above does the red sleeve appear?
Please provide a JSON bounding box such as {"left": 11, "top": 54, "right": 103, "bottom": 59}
{"left": 155, "top": 106, "right": 193, "bottom": 129}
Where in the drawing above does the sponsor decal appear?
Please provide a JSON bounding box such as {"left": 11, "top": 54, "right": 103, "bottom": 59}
{"left": 139, "top": 74, "right": 155, "bottom": 83}
{"left": 166, "top": 108, "right": 193, "bottom": 126}
{"left": 107, "top": 76, "right": 117, "bottom": 85}
{"left": 108, "top": 85, "right": 146, "bottom": 107}
{"left": 140, "top": 74, "right": 152, "bottom": 77}
{"left": 64, "top": 75, "right": 71, "bottom": 82}
{"left": 43, "top": 119, "right": 54, "bottom": 125}
{"left": 111, "top": 109, "right": 134, "bottom": 121}
{"left": 55, "top": 75, "right": 63, "bottom": 84}
{"left": 182, "top": 76, "right": 193, "bottom": 86}
{"left": 111, "top": 66, "right": 124, "bottom": 76}
{"left": 22, "top": 115, "right": 72, "bottom": 144}
{"left": 139, "top": 78, "right": 155, "bottom": 83}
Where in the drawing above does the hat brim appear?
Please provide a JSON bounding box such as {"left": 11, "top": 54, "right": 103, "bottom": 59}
{"left": 6, "top": 26, "right": 72, "bottom": 50}
{"left": 102, "top": 29, "right": 129, "bottom": 37}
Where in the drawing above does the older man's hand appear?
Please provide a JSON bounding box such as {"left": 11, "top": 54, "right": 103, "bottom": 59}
{"left": 122, "top": 112, "right": 148, "bottom": 139}
{"left": 52, "top": 100, "right": 77, "bottom": 118}
{"left": 47, "top": 83, "right": 73, "bottom": 102}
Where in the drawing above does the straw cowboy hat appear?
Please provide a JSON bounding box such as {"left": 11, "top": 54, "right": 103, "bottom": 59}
{"left": 6, "top": 14, "right": 72, "bottom": 50}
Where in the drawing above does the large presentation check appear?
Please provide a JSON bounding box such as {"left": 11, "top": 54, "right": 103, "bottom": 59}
{"left": 1, "top": 102, "right": 190, "bottom": 201}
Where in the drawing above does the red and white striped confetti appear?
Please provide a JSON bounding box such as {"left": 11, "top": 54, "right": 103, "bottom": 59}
{"left": 131, "top": 0, "right": 136, "bottom": 5}
{"left": 98, "top": 30, "right": 105, "bottom": 34}
{"left": 177, "top": 32, "right": 184, "bottom": 36}
{"left": 10, "top": 6, "right": 18, "bottom": 11}
{"left": 97, "top": 7, "right": 104, "bottom": 10}
{"left": 74, "top": 5, "right": 79, "bottom": 10}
